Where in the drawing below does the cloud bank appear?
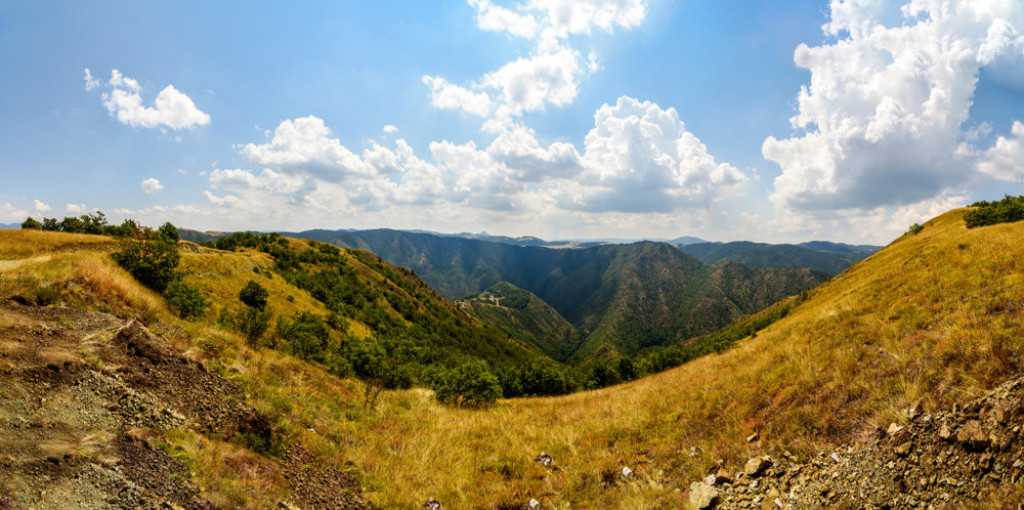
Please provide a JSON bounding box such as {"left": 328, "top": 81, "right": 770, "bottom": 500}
{"left": 765, "top": 0, "right": 1024, "bottom": 216}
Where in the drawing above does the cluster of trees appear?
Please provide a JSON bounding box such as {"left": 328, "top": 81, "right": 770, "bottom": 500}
{"left": 110, "top": 220, "right": 210, "bottom": 319}
{"left": 22, "top": 211, "right": 138, "bottom": 237}
{"left": 965, "top": 195, "right": 1024, "bottom": 228}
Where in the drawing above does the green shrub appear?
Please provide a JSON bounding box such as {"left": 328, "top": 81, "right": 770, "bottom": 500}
{"left": 111, "top": 224, "right": 181, "bottom": 292}
{"left": 238, "top": 307, "right": 272, "bottom": 346}
{"left": 907, "top": 223, "right": 924, "bottom": 235}
{"left": 239, "top": 280, "right": 269, "bottom": 310}
{"left": 21, "top": 217, "right": 41, "bottom": 230}
{"left": 965, "top": 195, "right": 1024, "bottom": 228}
{"left": 165, "top": 280, "right": 211, "bottom": 319}
{"left": 433, "top": 360, "right": 502, "bottom": 406}
{"left": 28, "top": 284, "right": 60, "bottom": 306}
{"left": 276, "top": 311, "right": 330, "bottom": 362}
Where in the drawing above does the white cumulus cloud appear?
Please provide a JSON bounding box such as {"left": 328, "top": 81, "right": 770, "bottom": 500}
{"left": 765, "top": 0, "right": 1024, "bottom": 214}
{"left": 240, "top": 116, "right": 374, "bottom": 181}
{"left": 65, "top": 203, "right": 89, "bottom": 215}
{"left": 977, "top": 121, "right": 1024, "bottom": 181}
{"left": 98, "top": 69, "right": 210, "bottom": 130}
{"left": 560, "top": 96, "right": 746, "bottom": 212}
{"left": 141, "top": 178, "right": 163, "bottom": 194}
{"left": 482, "top": 45, "right": 581, "bottom": 116}
{"left": 422, "top": 75, "right": 493, "bottom": 116}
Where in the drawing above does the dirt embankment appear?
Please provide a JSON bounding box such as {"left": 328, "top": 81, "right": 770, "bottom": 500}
{"left": 0, "top": 301, "right": 368, "bottom": 510}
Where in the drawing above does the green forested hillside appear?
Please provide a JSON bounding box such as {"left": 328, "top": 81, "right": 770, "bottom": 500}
{"left": 458, "top": 281, "right": 582, "bottom": 362}
{"left": 300, "top": 229, "right": 826, "bottom": 359}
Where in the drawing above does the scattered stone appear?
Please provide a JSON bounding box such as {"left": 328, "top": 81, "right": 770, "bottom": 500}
{"left": 895, "top": 442, "right": 913, "bottom": 457}
{"left": 939, "top": 423, "right": 952, "bottom": 440}
{"left": 689, "top": 481, "right": 719, "bottom": 509}
{"left": 704, "top": 374, "right": 1024, "bottom": 510}
{"left": 423, "top": 497, "right": 443, "bottom": 509}
{"left": 713, "top": 468, "right": 732, "bottom": 485}
{"left": 957, "top": 420, "right": 989, "bottom": 450}
{"left": 529, "top": 498, "right": 540, "bottom": 509}
{"left": 621, "top": 467, "right": 634, "bottom": 480}
{"left": 747, "top": 432, "right": 759, "bottom": 443}
{"left": 703, "top": 474, "right": 717, "bottom": 486}
{"left": 744, "top": 456, "right": 772, "bottom": 477}
{"left": 535, "top": 452, "right": 554, "bottom": 467}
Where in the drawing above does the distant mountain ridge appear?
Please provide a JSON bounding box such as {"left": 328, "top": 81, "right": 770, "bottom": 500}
{"left": 679, "top": 240, "right": 880, "bottom": 276}
{"left": 295, "top": 228, "right": 826, "bottom": 359}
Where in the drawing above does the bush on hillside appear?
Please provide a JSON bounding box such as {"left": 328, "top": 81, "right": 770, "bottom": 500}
{"left": 165, "top": 280, "right": 211, "bottom": 319}
{"left": 239, "top": 280, "right": 269, "bottom": 310}
{"left": 111, "top": 224, "right": 181, "bottom": 293}
{"left": 965, "top": 195, "right": 1024, "bottom": 228}
{"left": 21, "top": 217, "right": 41, "bottom": 230}
{"left": 907, "top": 223, "right": 924, "bottom": 235}
{"left": 238, "top": 307, "right": 273, "bottom": 346}
{"left": 432, "top": 360, "right": 503, "bottom": 406}
{"left": 277, "top": 311, "right": 330, "bottom": 362}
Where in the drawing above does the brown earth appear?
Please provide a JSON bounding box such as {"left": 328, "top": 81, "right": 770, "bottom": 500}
{"left": 0, "top": 299, "right": 368, "bottom": 509}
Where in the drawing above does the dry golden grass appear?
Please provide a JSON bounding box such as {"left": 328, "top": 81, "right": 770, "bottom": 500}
{"left": 178, "top": 246, "right": 373, "bottom": 338}
{"left": 3, "top": 211, "right": 1022, "bottom": 509}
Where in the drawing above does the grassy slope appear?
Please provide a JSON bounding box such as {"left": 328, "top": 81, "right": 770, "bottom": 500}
{"left": 4, "top": 208, "right": 1022, "bottom": 508}
{"left": 324, "top": 208, "right": 1023, "bottom": 508}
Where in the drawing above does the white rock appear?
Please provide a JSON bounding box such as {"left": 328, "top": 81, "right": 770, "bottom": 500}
{"left": 621, "top": 467, "right": 634, "bottom": 479}
{"left": 688, "top": 481, "right": 719, "bottom": 509}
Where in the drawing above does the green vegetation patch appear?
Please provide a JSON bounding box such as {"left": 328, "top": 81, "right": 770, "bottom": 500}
{"left": 965, "top": 195, "right": 1024, "bottom": 228}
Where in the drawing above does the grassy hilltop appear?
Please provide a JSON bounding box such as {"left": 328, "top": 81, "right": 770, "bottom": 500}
{"left": 1, "top": 206, "right": 1023, "bottom": 508}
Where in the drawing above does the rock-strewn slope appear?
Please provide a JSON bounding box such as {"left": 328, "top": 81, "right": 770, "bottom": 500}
{"left": 690, "top": 374, "right": 1024, "bottom": 509}
{"left": 0, "top": 301, "right": 369, "bottom": 510}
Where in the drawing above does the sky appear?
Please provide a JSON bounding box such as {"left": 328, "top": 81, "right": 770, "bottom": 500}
{"left": 2, "top": 0, "right": 1024, "bottom": 244}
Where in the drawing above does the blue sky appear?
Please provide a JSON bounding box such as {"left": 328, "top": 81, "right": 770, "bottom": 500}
{"left": 2, "top": 0, "right": 1023, "bottom": 244}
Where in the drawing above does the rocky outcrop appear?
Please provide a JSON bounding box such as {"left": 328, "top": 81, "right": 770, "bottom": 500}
{"left": 691, "top": 374, "right": 1024, "bottom": 509}
{"left": 0, "top": 302, "right": 370, "bottom": 510}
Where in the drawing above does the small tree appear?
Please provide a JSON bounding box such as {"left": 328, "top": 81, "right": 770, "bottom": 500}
{"left": 157, "top": 222, "right": 180, "bottom": 242}
{"left": 239, "top": 307, "right": 272, "bottom": 346}
{"left": 277, "top": 311, "right": 330, "bottom": 362}
{"left": 165, "top": 280, "right": 211, "bottom": 319}
{"left": 111, "top": 224, "right": 181, "bottom": 292}
{"left": 346, "top": 338, "right": 414, "bottom": 409}
{"left": 21, "top": 217, "right": 41, "bottom": 230}
{"left": 433, "top": 360, "right": 502, "bottom": 406}
{"left": 239, "top": 280, "right": 269, "bottom": 310}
